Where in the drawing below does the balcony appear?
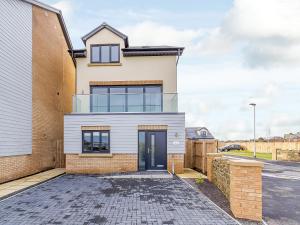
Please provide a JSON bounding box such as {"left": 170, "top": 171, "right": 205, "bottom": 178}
{"left": 72, "top": 93, "right": 178, "bottom": 113}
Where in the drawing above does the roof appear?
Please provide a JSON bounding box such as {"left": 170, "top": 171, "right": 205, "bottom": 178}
{"left": 70, "top": 23, "right": 185, "bottom": 58}
{"left": 70, "top": 45, "right": 184, "bottom": 58}
{"left": 185, "top": 127, "right": 215, "bottom": 140}
{"left": 122, "top": 46, "right": 184, "bottom": 57}
{"left": 22, "top": 0, "right": 75, "bottom": 65}
{"left": 82, "top": 23, "right": 129, "bottom": 47}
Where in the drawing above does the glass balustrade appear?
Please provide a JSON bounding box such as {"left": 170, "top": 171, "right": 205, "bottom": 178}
{"left": 72, "top": 93, "right": 178, "bottom": 113}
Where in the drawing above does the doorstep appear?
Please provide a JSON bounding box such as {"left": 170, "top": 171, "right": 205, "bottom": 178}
{"left": 0, "top": 168, "right": 65, "bottom": 200}
{"left": 99, "top": 170, "right": 173, "bottom": 179}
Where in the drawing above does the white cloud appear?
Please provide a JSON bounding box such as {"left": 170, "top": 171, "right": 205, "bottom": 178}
{"left": 196, "top": 28, "right": 232, "bottom": 55}
{"left": 52, "top": 0, "right": 73, "bottom": 17}
{"left": 223, "top": 0, "right": 300, "bottom": 41}
{"left": 221, "top": 0, "right": 300, "bottom": 67}
{"left": 120, "top": 21, "right": 205, "bottom": 56}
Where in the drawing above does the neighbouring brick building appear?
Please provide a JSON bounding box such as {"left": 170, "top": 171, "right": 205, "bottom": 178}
{"left": 0, "top": 0, "right": 75, "bottom": 183}
{"left": 65, "top": 23, "right": 185, "bottom": 174}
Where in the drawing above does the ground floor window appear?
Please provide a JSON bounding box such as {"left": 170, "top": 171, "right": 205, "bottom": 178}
{"left": 82, "top": 130, "right": 110, "bottom": 153}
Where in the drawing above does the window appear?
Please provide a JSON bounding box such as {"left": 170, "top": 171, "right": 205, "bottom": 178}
{"left": 110, "top": 87, "right": 126, "bottom": 112}
{"left": 90, "top": 85, "right": 162, "bottom": 112}
{"left": 90, "top": 44, "right": 120, "bottom": 63}
{"left": 82, "top": 131, "right": 110, "bottom": 153}
{"left": 197, "top": 130, "right": 207, "bottom": 137}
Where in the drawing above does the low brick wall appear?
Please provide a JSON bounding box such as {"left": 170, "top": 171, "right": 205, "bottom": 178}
{"left": 66, "top": 153, "right": 138, "bottom": 174}
{"left": 272, "top": 149, "right": 300, "bottom": 161}
{"left": 207, "top": 153, "right": 263, "bottom": 221}
{"left": 66, "top": 153, "right": 184, "bottom": 174}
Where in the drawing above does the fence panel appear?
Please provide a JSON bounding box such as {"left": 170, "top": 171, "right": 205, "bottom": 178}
{"left": 185, "top": 140, "right": 217, "bottom": 173}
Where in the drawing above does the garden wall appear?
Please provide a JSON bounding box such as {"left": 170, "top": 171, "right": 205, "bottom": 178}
{"left": 207, "top": 153, "right": 263, "bottom": 221}
{"left": 212, "top": 157, "right": 230, "bottom": 199}
{"left": 272, "top": 149, "right": 300, "bottom": 161}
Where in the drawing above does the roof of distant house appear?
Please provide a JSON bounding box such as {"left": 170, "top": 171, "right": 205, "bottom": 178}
{"left": 185, "top": 127, "right": 215, "bottom": 140}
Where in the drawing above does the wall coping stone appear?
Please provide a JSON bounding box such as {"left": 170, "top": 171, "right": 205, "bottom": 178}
{"left": 207, "top": 153, "right": 223, "bottom": 158}
{"left": 228, "top": 159, "right": 264, "bottom": 167}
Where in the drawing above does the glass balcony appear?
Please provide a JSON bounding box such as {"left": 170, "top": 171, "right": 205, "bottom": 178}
{"left": 72, "top": 93, "right": 178, "bottom": 113}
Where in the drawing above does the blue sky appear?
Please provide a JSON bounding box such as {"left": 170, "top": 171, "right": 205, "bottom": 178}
{"left": 43, "top": 0, "right": 300, "bottom": 140}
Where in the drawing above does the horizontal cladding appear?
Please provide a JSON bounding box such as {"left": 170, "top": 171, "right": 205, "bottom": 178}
{"left": 64, "top": 114, "right": 185, "bottom": 154}
{"left": 0, "top": 0, "right": 32, "bottom": 156}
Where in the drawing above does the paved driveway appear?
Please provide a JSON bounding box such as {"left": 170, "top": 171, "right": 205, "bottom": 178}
{"left": 0, "top": 174, "right": 237, "bottom": 225}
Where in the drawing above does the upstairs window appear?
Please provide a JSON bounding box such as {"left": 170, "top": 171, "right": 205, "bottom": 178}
{"left": 91, "top": 44, "right": 120, "bottom": 63}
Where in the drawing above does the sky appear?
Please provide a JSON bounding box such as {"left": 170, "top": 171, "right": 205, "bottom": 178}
{"left": 43, "top": 0, "right": 300, "bottom": 140}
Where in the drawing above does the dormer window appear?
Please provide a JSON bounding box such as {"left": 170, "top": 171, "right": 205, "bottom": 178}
{"left": 90, "top": 44, "right": 120, "bottom": 63}
{"left": 196, "top": 129, "right": 207, "bottom": 137}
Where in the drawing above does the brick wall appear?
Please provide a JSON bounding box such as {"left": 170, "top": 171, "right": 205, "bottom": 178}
{"left": 207, "top": 153, "right": 263, "bottom": 221}
{"left": 229, "top": 161, "right": 263, "bottom": 221}
{"left": 0, "top": 6, "right": 75, "bottom": 184}
{"left": 66, "top": 154, "right": 138, "bottom": 174}
{"left": 66, "top": 153, "right": 184, "bottom": 175}
{"left": 167, "top": 153, "right": 184, "bottom": 174}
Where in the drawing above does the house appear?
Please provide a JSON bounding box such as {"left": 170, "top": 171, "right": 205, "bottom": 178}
{"left": 184, "top": 127, "right": 216, "bottom": 171}
{"left": 65, "top": 23, "right": 185, "bottom": 174}
{"left": 284, "top": 132, "right": 300, "bottom": 140}
{"left": 185, "top": 127, "right": 215, "bottom": 140}
{"left": 0, "top": 0, "right": 75, "bottom": 183}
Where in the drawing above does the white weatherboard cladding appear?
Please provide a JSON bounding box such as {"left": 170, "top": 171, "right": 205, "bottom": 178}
{"left": 64, "top": 114, "right": 185, "bottom": 154}
{"left": 0, "top": 0, "right": 32, "bottom": 156}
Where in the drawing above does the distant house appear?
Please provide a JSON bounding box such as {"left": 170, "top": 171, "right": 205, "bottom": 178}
{"left": 284, "top": 132, "right": 300, "bottom": 140}
{"left": 185, "top": 127, "right": 215, "bottom": 140}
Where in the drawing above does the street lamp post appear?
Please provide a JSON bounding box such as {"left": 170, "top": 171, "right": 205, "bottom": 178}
{"left": 249, "top": 103, "right": 256, "bottom": 158}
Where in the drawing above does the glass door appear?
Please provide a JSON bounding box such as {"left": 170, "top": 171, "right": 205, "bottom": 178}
{"left": 138, "top": 131, "right": 167, "bottom": 170}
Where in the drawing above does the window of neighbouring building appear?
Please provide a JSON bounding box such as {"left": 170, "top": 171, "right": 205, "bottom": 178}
{"left": 90, "top": 44, "right": 120, "bottom": 63}
{"left": 197, "top": 129, "right": 207, "bottom": 137}
{"left": 82, "top": 130, "right": 110, "bottom": 153}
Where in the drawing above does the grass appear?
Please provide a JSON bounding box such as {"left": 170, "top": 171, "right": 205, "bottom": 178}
{"left": 223, "top": 150, "right": 272, "bottom": 160}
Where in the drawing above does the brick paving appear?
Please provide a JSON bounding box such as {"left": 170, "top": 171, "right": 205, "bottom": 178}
{"left": 0, "top": 174, "right": 238, "bottom": 225}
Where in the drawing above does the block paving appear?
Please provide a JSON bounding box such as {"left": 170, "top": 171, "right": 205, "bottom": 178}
{"left": 0, "top": 174, "right": 238, "bottom": 225}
